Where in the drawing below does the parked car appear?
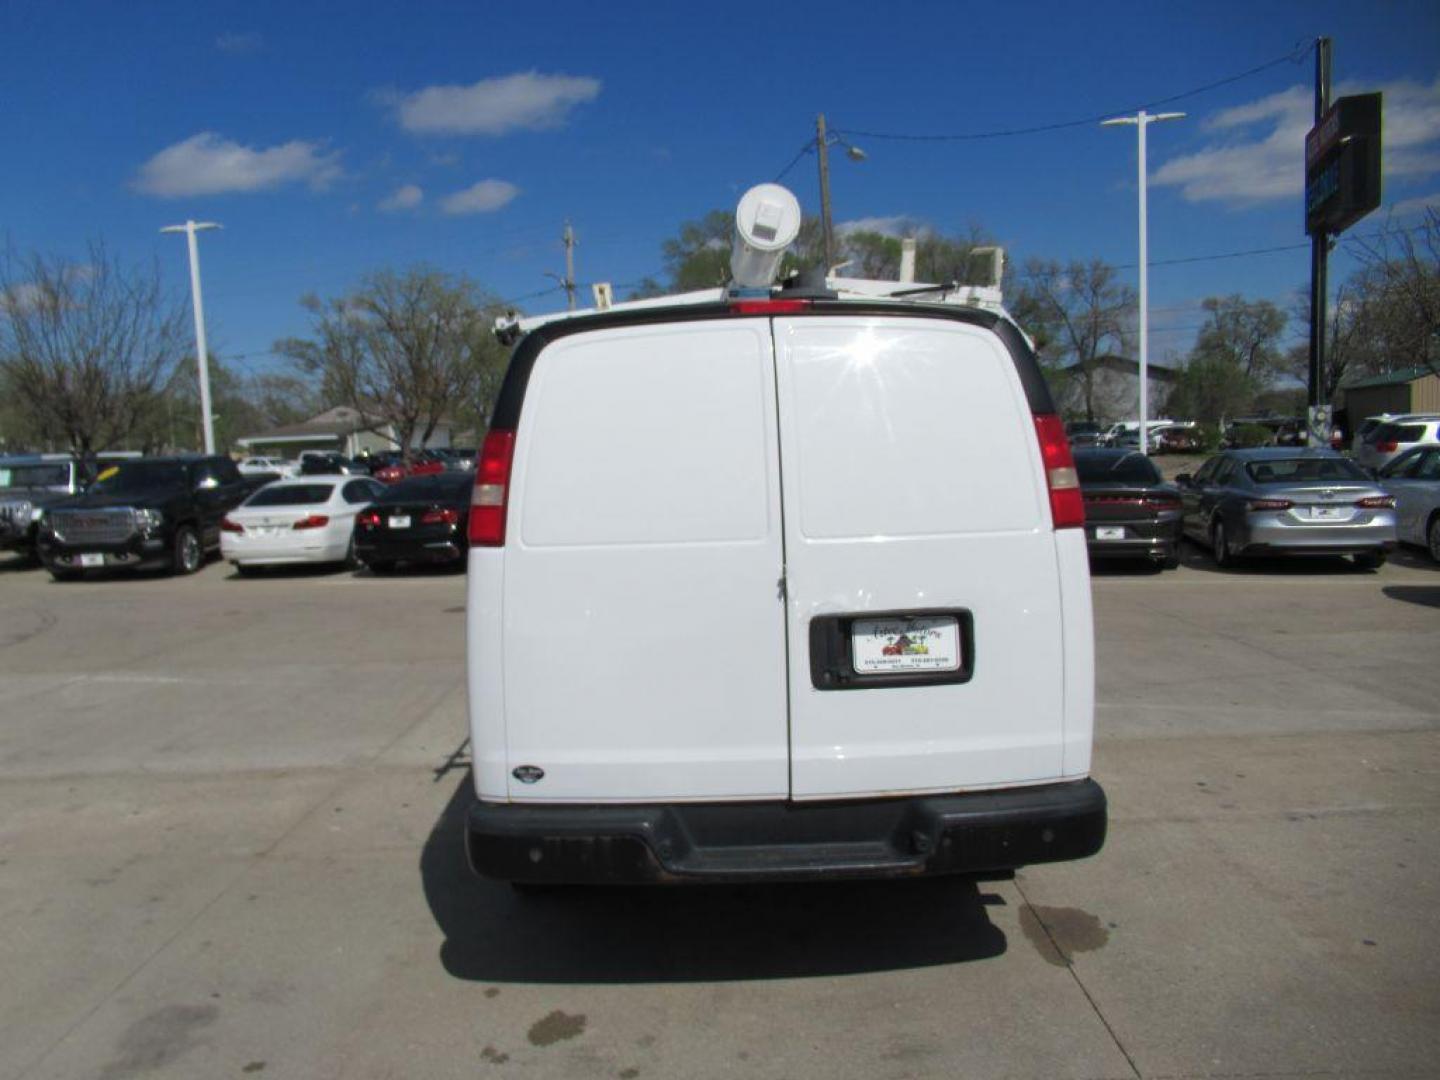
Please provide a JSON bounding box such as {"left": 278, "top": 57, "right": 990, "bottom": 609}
{"left": 0, "top": 455, "right": 97, "bottom": 560}
{"left": 374, "top": 452, "right": 448, "bottom": 485}
{"left": 36, "top": 456, "right": 263, "bottom": 579}
{"left": 221, "top": 476, "right": 386, "bottom": 574}
{"left": 1152, "top": 425, "right": 1204, "bottom": 454}
{"left": 462, "top": 193, "right": 1104, "bottom": 889}
{"left": 297, "top": 453, "right": 371, "bottom": 477}
{"left": 1074, "top": 449, "right": 1182, "bottom": 568}
{"left": 1378, "top": 445, "right": 1440, "bottom": 562}
{"left": 1351, "top": 414, "right": 1393, "bottom": 456}
{"left": 237, "top": 455, "right": 298, "bottom": 479}
{"left": 1354, "top": 415, "right": 1440, "bottom": 473}
{"left": 353, "top": 472, "right": 472, "bottom": 571}
{"left": 441, "top": 446, "right": 478, "bottom": 470}
{"left": 1176, "top": 448, "right": 1396, "bottom": 569}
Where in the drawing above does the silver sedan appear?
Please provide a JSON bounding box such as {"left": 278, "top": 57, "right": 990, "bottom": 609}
{"left": 1378, "top": 445, "right": 1440, "bottom": 561}
{"left": 1176, "top": 448, "right": 1397, "bottom": 569}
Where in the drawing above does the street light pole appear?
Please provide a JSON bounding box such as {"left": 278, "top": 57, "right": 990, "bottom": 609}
{"left": 1102, "top": 110, "right": 1184, "bottom": 455}
{"left": 161, "top": 220, "right": 221, "bottom": 455}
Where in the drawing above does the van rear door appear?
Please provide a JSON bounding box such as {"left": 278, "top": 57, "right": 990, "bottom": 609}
{"left": 773, "top": 316, "right": 1068, "bottom": 799}
{"left": 499, "top": 320, "right": 789, "bottom": 801}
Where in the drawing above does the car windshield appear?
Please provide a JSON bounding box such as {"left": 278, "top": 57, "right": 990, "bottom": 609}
{"left": 87, "top": 461, "right": 185, "bottom": 494}
{"left": 1075, "top": 453, "right": 1161, "bottom": 484}
{"left": 380, "top": 474, "right": 472, "bottom": 503}
{"left": 246, "top": 484, "right": 335, "bottom": 506}
{"left": 0, "top": 463, "right": 70, "bottom": 489}
{"left": 1244, "top": 458, "right": 1369, "bottom": 484}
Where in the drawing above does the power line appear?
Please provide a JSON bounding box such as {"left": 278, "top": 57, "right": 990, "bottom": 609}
{"left": 830, "top": 42, "right": 1314, "bottom": 143}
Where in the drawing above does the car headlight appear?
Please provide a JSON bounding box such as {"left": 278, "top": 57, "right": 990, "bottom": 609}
{"left": 30, "top": 507, "right": 45, "bottom": 522}
{"left": 135, "top": 509, "right": 164, "bottom": 530}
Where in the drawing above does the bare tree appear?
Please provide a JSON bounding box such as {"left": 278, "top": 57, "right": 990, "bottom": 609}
{"left": 0, "top": 244, "right": 187, "bottom": 458}
{"left": 1342, "top": 209, "right": 1440, "bottom": 377}
{"left": 276, "top": 268, "right": 508, "bottom": 455}
{"left": 1014, "top": 259, "right": 1135, "bottom": 421}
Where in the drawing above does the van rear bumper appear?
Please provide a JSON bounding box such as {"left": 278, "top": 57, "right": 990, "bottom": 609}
{"left": 465, "top": 779, "right": 1106, "bottom": 885}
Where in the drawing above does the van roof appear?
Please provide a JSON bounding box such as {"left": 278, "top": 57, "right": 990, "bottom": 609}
{"left": 488, "top": 296, "right": 1055, "bottom": 430}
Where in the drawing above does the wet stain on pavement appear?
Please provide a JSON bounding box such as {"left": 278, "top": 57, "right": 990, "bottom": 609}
{"left": 1020, "top": 905, "right": 1109, "bottom": 967}
{"left": 619, "top": 1069, "right": 640, "bottom": 1079}
{"left": 527, "top": 1010, "right": 587, "bottom": 1046}
{"left": 242, "top": 1064, "right": 266, "bottom": 1074}
{"left": 99, "top": 1003, "right": 219, "bottom": 1079}
{"left": 481, "top": 1045, "right": 510, "bottom": 1064}
{"left": 484, "top": 987, "right": 500, "bottom": 999}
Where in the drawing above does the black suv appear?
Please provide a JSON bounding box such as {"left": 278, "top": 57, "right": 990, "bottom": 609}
{"left": 36, "top": 456, "right": 263, "bottom": 580}
{"left": 0, "top": 456, "right": 98, "bottom": 559}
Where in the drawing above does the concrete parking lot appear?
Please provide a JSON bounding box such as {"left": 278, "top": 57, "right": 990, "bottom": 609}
{"left": 0, "top": 547, "right": 1437, "bottom": 1080}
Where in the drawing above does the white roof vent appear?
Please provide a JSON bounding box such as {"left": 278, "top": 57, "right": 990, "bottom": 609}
{"left": 731, "top": 183, "right": 802, "bottom": 289}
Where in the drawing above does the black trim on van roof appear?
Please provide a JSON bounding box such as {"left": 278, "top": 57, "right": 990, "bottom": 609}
{"left": 489, "top": 301, "right": 1056, "bottom": 429}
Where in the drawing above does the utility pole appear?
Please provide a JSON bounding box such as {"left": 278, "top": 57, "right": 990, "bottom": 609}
{"left": 1308, "top": 37, "right": 1333, "bottom": 441}
{"left": 160, "top": 220, "right": 221, "bottom": 455}
{"left": 817, "top": 113, "right": 834, "bottom": 274}
{"left": 562, "top": 222, "right": 577, "bottom": 311}
{"left": 1102, "top": 111, "right": 1185, "bottom": 455}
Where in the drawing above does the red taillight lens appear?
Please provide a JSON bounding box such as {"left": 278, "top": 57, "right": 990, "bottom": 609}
{"left": 729, "top": 299, "right": 811, "bottom": 315}
{"left": 1356, "top": 495, "right": 1395, "bottom": 509}
{"left": 292, "top": 514, "right": 330, "bottom": 530}
{"left": 1033, "top": 414, "right": 1084, "bottom": 528}
{"left": 1376, "top": 440, "right": 1398, "bottom": 453}
{"left": 1246, "top": 498, "right": 1294, "bottom": 511}
{"left": 1144, "top": 493, "right": 1183, "bottom": 510}
{"left": 421, "top": 507, "right": 459, "bottom": 525}
{"left": 356, "top": 510, "right": 380, "bottom": 528}
{"left": 220, "top": 515, "right": 243, "bottom": 533}
{"left": 469, "top": 429, "right": 516, "bottom": 546}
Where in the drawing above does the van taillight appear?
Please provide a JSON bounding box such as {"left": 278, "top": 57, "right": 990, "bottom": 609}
{"left": 469, "top": 429, "right": 516, "bottom": 546}
{"left": 1033, "top": 414, "right": 1084, "bottom": 528}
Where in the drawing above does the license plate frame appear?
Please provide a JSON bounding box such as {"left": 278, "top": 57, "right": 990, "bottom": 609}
{"left": 78, "top": 553, "right": 104, "bottom": 568}
{"left": 1309, "top": 506, "right": 1346, "bottom": 520}
{"left": 1095, "top": 526, "right": 1126, "bottom": 540}
{"left": 851, "top": 615, "right": 963, "bottom": 674}
{"left": 388, "top": 515, "right": 411, "bottom": 529}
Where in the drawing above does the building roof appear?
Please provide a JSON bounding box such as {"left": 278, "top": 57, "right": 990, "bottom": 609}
{"left": 1063, "top": 354, "right": 1178, "bottom": 380}
{"left": 1342, "top": 366, "right": 1439, "bottom": 390}
{"left": 237, "top": 406, "right": 388, "bottom": 446}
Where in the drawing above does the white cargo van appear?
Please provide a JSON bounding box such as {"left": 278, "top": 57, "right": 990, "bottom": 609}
{"left": 463, "top": 186, "right": 1104, "bottom": 885}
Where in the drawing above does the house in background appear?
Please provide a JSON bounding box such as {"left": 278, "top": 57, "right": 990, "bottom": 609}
{"left": 236, "top": 406, "right": 452, "bottom": 460}
{"left": 1052, "top": 354, "right": 1177, "bottom": 425}
{"left": 1340, "top": 366, "right": 1440, "bottom": 421}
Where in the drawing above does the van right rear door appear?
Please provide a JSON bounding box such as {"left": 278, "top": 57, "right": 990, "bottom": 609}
{"left": 773, "top": 315, "right": 1069, "bottom": 800}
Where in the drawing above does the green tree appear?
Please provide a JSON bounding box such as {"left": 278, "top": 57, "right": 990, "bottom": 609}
{"left": 275, "top": 268, "right": 509, "bottom": 454}
{"left": 1192, "top": 295, "right": 1287, "bottom": 382}
{"left": 0, "top": 244, "right": 187, "bottom": 458}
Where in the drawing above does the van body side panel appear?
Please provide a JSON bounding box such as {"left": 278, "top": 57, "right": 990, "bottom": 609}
{"left": 774, "top": 317, "right": 1067, "bottom": 799}
{"left": 500, "top": 322, "right": 789, "bottom": 802}
{"left": 466, "top": 548, "right": 509, "bottom": 799}
{"left": 1056, "top": 529, "right": 1096, "bottom": 777}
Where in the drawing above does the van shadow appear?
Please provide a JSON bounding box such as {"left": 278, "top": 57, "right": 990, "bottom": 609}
{"left": 420, "top": 777, "right": 1008, "bottom": 984}
{"left": 1383, "top": 585, "right": 1440, "bottom": 608}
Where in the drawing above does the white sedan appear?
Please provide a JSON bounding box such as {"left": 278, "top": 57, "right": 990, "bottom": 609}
{"left": 221, "top": 477, "right": 385, "bottom": 573}
{"left": 237, "top": 456, "right": 299, "bottom": 479}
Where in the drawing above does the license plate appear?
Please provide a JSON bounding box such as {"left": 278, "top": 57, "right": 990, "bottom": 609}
{"left": 852, "top": 616, "right": 962, "bottom": 674}
{"left": 79, "top": 553, "right": 104, "bottom": 568}
{"left": 1095, "top": 526, "right": 1125, "bottom": 540}
{"left": 388, "top": 515, "right": 411, "bottom": 529}
{"left": 1310, "top": 506, "right": 1346, "bottom": 520}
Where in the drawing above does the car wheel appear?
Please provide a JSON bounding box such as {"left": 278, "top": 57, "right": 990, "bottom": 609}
{"left": 1429, "top": 514, "right": 1440, "bottom": 564}
{"left": 343, "top": 536, "right": 360, "bottom": 570}
{"left": 172, "top": 526, "right": 203, "bottom": 575}
{"left": 1211, "top": 520, "right": 1231, "bottom": 568}
{"left": 1352, "top": 551, "right": 1385, "bottom": 571}
{"left": 1162, "top": 549, "right": 1180, "bottom": 570}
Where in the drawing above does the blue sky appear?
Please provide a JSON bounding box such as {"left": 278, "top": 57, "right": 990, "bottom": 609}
{"left": 2, "top": 0, "right": 1437, "bottom": 381}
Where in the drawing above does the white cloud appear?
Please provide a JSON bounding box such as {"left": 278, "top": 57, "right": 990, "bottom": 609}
{"left": 133, "top": 133, "right": 341, "bottom": 197}
{"left": 1390, "top": 191, "right": 1439, "bottom": 216}
{"left": 836, "top": 215, "right": 916, "bottom": 237}
{"left": 215, "top": 31, "right": 263, "bottom": 54}
{"left": 1153, "top": 76, "right": 1440, "bottom": 206}
{"left": 378, "top": 184, "right": 424, "bottom": 212}
{"left": 440, "top": 179, "right": 518, "bottom": 215}
{"left": 391, "top": 71, "right": 600, "bottom": 136}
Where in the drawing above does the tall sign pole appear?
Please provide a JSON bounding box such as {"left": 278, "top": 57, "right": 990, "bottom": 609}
{"left": 1307, "top": 38, "right": 1332, "bottom": 443}
{"left": 1303, "top": 40, "right": 1381, "bottom": 446}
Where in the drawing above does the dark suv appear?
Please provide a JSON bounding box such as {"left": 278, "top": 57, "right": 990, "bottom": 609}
{"left": 36, "top": 456, "right": 262, "bottom": 580}
{"left": 0, "top": 456, "right": 98, "bottom": 559}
